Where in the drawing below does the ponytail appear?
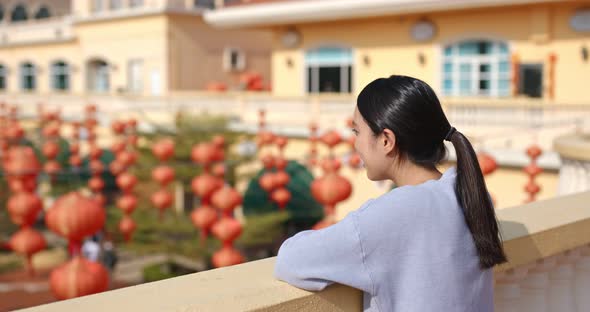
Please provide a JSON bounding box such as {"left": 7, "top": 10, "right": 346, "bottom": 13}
{"left": 448, "top": 130, "right": 508, "bottom": 269}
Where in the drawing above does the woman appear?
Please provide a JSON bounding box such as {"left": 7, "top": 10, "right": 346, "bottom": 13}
{"left": 274, "top": 75, "right": 507, "bottom": 311}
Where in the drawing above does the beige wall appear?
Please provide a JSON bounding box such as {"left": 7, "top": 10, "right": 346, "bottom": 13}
{"left": 167, "top": 14, "right": 272, "bottom": 91}
{"left": 75, "top": 15, "right": 169, "bottom": 95}
{"left": 271, "top": 2, "right": 590, "bottom": 103}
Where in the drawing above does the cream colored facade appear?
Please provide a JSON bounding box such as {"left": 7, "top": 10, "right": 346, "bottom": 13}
{"left": 207, "top": 0, "right": 590, "bottom": 104}
{"left": 0, "top": 0, "right": 272, "bottom": 97}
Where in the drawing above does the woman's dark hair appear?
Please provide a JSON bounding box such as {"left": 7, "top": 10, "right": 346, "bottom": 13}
{"left": 356, "top": 75, "right": 507, "bottom": 269}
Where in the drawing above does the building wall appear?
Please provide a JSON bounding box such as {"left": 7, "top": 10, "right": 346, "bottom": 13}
{"left": 271, "top": 2, "right": 590, "bottom": 103}
{"left": 167, "top": 14, "right": 272, "bottom": 91}
{"left": 74, "top": 15, "right": 169, "bottom": 95}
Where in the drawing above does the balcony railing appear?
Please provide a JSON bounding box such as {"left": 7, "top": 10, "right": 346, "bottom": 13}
{"left": 0, "top": 17, "right": 74, "bottom": 46}
{"left": 17, "top": 191, "right": 590, "bottom": 312}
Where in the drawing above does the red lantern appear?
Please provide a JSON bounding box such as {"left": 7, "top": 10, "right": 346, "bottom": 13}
{"left": 274, "top": 171, "right": 290, "bottom": 188}
{"left": 7, "top": 192, "right": 43, "bottom": 226}
{"left": 89, "top": 146, "right": 103, "bottom": 160}
{"left": 477, "top": 153, "right": 497, "bottom": 175}
{"left": 111, "top": 121, "right": 126, "bottom": 135}
{"left": 4, "top": 146, "right": 41, "bottom": 178}
{"left": 212, "top": 163, "right": 225, "bottom": 178}
{"left": 50, "top": 256, "right": 109, "bottom": 300}
{"left": 45, "top": 192, "right": 106, "bottom": 251}
{"left": 152, "top": 139, "right": 175, "bottom": 161}
{"left": 258, "top": 173, "right": 276, "bottom": 192}
{"left": 311, "top": 174, "right": 352, "bottom": 208}
{"left": 211, "top": 217, "right": 243, "bottom": 243}
{"left": 44, "top": 160, "right": 61, "bottom": 176}
{"left": 109, "top": 161, "right": 126, "bottom": 176}
{"left": 42, "top": 141, "right": 60, "bottom": 159}
{"left": 151, "top": 189, "right": 174, "bottom": 214}
{"left": 42, "top": 122, "right": 60, "bottom": 138}
{"left": 118, "top": 216, "right": 136, "bottom": 242}
{"left": 191, "top": 174, "right": 223, "bottom": 203}
{"left": 116, "top": 173, "right": 138, "bottom": 193}
{"left": 69, "top": 155, "right": 82, "bottom": 167}
{"left": 89, "top": 160, "right": 104, "bottom": 176}
{"left": 191, "top": 143, "right": 221, "bottom": 165}
{"left": 274, "top": 136, "right": 288, "bottom": 150}
{"left": 271, "top": 188, "right": 291, "bottom": 210}
{"left": 8, "top": 227, "right": 46, "bottom": 275}
{"left": 260, "top": 154, "right": 275, "bottom": 170}
{"left": 320, "top": 130, "right": 342, "bottom": 149}
{"left": 151, "top": 165, "right": 175, "bottom": 186}
{"left": 275, "top": 158, "right": 288, "bottom": 171}
{"left": 320, "top": 157, "right": 342, "bottom": 173}
{"left": 349, "top": 154, "right": 361, "bottom": 168}
{"left": 116, "top": 151, "right": 137, "bottom": 167}
{"left": 116, "top": 193, "right": 138, "bottom": 214}
{"left": 526, "top": 145, "right": 542, "bottom": 160}
{"left": 211, "top": 186, "right": 242, "bottom": 214}
{"left": 212, "top": 246, "right": 244, "bottom": 268}
{"left": 212, "top": 135, "right": 225, "bottom": 149}
{"left": 111, "top": 140, "right": 126, "bottom": 155}
{"left": 191, "top": 205, "right": 218, "bottom": 243}
{"left": 69, "top": 143, "right": 80, "bottom": 155}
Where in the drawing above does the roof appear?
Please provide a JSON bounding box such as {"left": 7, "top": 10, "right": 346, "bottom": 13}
{"left": 204, "top": 0, "right": 562, "bottom": 28}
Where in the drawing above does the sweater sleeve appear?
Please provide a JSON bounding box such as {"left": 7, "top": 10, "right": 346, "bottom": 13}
{"left": 273, "top": 201, "right": 374, "bottom": 293}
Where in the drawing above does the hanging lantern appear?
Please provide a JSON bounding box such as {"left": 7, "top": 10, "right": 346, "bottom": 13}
{"left": 8, "top": 227, "right": 46, "bottom": 275}
{"left": 271, "top": 188, "right": 291, "bottom": 210}
{"left": 211, "top": 186, "right": 242, "bottom": 216}
{"left": 49, "top": 256, "right": 109, "bottom": 300}
{"left": 191, "top": 205, "right": 218, "bottom": 244}
{"left": 152, "top": 139, "right": 175, "bottom": 161}
{"left": 477, "top": 152, "right": 497, "bottom": 175}
{"left": 7, "top": 192, "right": 43, "bottom": 226}
{"left": 118, "top": 216, "right": 136, "bottom": 242}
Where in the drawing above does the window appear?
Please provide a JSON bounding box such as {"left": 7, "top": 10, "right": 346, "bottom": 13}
{"left": 519, "top": 64, "right": 543, "bottom": 98}
{"left": 11, "top": 4, "right": 28, "bottom": 22}
{"left": 20, "top": 62, "right": 36, "bottom": 91}
{"left": 34, "top": 5, "right": 51, "bottom": 19}
{"left": 110, "top": 0, "right": 123, "bottom": 10}
{"left": 130, "top": 0, "right": 144, "bottom": 8}
{"left": 194, "top": 0, "right": 215, "bottom": 9}
{"left": 442, "top": 40, "right": 510, "bottom": 97}
{"left": 127, "top": 59, "right": 143, "bottom": 93}
{"left": 87, "top": 59, "right": 110, "bottom": 92}
{"left": 223, "top": 48, "right": 245, "bottom": 72}
{"left": 92, "top": 0, "right": 104, "bottom": 12}
{"left": 0, "top": 65, "right": 6, "bottom": 90}
{"left": 51, "top": 61, "right": 69, "bottom": 91}
{"left": 0, "top": 4, "right": 5, "bottom": 22}
{"left": 305, "top": 47, "right": 353, "bottom": 93}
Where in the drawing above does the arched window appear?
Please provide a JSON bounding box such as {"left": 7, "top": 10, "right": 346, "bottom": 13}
{"left": 51, "top": 61, "right": 69, "bottom": 91}
{"left": 442, "top": 40, "right": 510, "bottom": 97}
{"left": 20, "top": 62, "right": 36, "bottom": 91}
{"left": 305, "top": 46, "right": 353, "bottom": 93}
{"left": 87, "top": 59, "right": 110, "bottom": 92}
{"left": 11, "top": 4, "right": 28, "bottom": 22}
{"left": 34, "top": 5, "right": 51, "bottom": 19}
{"left": 0, "top": 64, "right": 7, "bottom": 90}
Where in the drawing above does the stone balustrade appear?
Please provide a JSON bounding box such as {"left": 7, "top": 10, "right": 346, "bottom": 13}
{"left": 17, "top": 190, "right": 590, "bottom": 312}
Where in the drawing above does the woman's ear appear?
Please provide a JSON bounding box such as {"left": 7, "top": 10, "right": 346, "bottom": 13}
{"left": 381, "top": 129, "right": 396, "bottom": 155}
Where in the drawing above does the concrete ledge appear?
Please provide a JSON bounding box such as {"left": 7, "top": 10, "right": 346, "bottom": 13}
{"left": 496, "top": 190, "right": 590, "bottom": 271}
{"left": 553, "top": 133, "right": 590, "bottom": 162}
{"left": 19, "top": 191, "right": 590, "bottom": 312}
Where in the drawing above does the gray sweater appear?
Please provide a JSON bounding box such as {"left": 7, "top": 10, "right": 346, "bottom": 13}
{"left": 274, "top": 167, "right": 494, "bottom": 311}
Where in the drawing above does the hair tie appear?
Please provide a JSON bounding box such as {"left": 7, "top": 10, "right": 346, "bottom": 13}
{"left": 444, "top": 127, "right": 456, "bottom": 141}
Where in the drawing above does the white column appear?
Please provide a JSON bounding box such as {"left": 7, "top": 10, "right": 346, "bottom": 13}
{"left": 548, "top": 251, "right": 580, "bottom": 312}
{"left": 574, "top": 245, "right": 590, "bottom": 312}
{"left": 494, "top": 268, "right": 527, "bottom": 312}
{"left": 520, "top": 259, "right": 554, "bottom": 312}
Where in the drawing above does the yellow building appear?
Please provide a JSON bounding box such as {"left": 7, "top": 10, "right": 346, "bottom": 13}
{"left": 0, "top": 0, "right": 272, "bottom": 97}
{"left": 206, "top": 0, "right": 590, "bottom": 103}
